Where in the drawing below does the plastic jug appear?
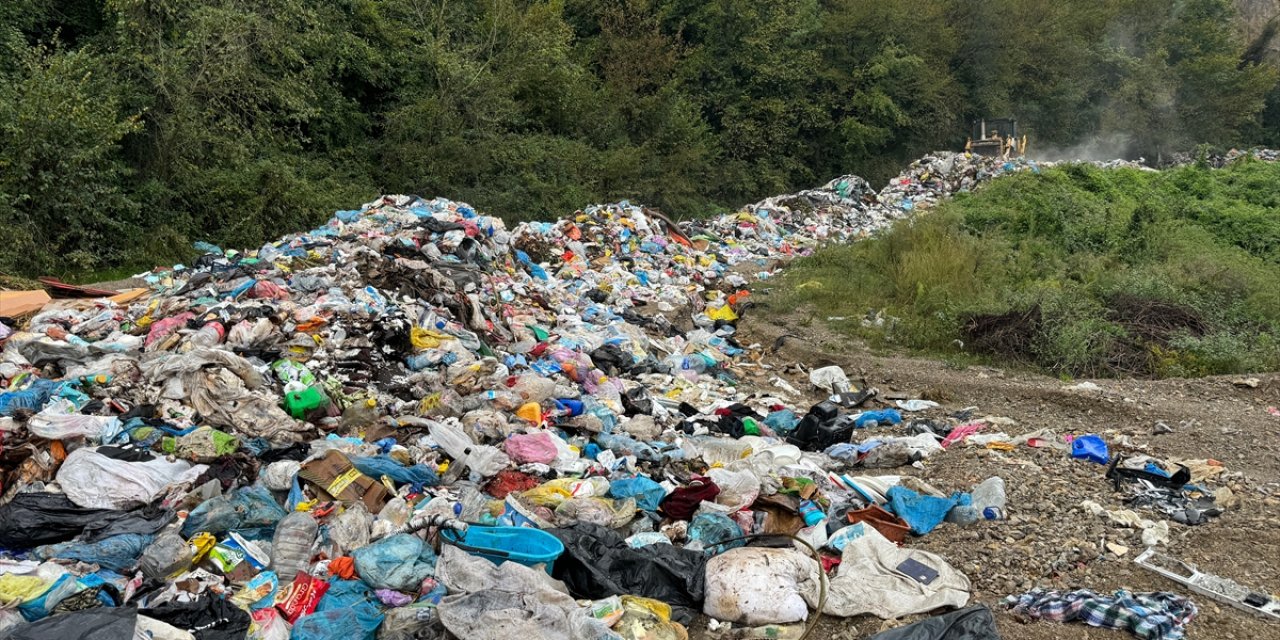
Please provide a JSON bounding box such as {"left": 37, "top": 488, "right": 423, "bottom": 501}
{"left": 284, "top": 386, "right": 328, "bottom": 419}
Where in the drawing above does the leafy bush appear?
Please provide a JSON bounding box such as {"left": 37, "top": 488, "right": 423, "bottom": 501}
{"left": 774, "top": 161, "right": 1280, "bottom": 377}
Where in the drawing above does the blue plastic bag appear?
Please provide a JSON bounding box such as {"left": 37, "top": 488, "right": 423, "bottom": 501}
{"left": 0, "top": 379, "right": 61, "bottom": 416}
{"left": 39, "top": 533, "right": 154, "bottom": 572}
{"left": 885, "top": 486, "right": 958, "bottom": 535}
{"left": 687, "top": 513, "right": 744, "bottom": 554}
{"left": 351, "top": 534, "right": 436, "bottom": 591}
{"left": 610, "top": 476, "right": 666, "bottom": 512}
{"left": 1071, "top": 434, "right": 1110, "bottom": 465}
{"left": 854, "top": 409, "right": 902, "bottom": 428}
{"left": 349, "top": 455, "right": 439, "bottom": 489}
{"left": 181, "top": 486, "right": 286, "bottom": 537}
{"left": 291, "top": 601, "right": 384, "bottom": 640}
{"left": 764, "top": 409, "right": 799, "bottom": 433}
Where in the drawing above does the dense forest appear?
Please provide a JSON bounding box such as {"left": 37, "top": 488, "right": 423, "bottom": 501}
{"left": 2, "top": 0, "right": 1278, "bottom": 276}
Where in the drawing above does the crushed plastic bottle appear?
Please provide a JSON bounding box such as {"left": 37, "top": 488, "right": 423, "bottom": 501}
{"left": 270, "top": 511, "right": 318, "bottom": 582}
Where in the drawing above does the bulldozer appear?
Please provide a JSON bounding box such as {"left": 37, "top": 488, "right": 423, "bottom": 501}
{"left": 965, "top": 118, "right": 1027, "bottom": 157}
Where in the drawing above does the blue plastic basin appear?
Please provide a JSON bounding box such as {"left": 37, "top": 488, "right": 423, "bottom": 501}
{"left": 441, "top": 525, "right": 564, "bottom": 574}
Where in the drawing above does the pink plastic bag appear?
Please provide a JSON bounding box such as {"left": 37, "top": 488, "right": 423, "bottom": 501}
{"left": 145, "top": 312, "right": 195, "bottom": 348}
{"left": 505, "top": 431, "right": 559, "bottom": 465}
{"left": 941, "top": 421, "right": 984, "bottom": 448}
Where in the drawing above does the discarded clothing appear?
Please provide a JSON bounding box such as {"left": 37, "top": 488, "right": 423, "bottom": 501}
{"left": 1004, "top": 588, "right": 1197, "bottom": 640}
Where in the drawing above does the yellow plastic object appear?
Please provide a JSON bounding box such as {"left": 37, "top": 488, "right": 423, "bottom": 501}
{"left": 706, "top": 305, "right": 737, "bottom": 322}
{"left": 0, "top": 574, "right": 51, "bottom": 605}
{"left": 410, "top": 328, "right": 455, "bottom": 350}
{"left": 622, "top": 595, "right": 672, "bottom": 621}
{"left": 516, "top": 402, "right": 543, "bottom": 424}
{"left": 188, "top": 532, "right": 218, "bottom": 563}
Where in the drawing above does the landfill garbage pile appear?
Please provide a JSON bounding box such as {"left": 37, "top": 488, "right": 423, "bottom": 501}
{"left": 0, "top": 149, "right": 1275, "bottom": 640}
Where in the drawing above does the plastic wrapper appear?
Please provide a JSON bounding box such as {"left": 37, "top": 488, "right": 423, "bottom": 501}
{"left": 554, "top": 496, "right": 637, "bottom": 529}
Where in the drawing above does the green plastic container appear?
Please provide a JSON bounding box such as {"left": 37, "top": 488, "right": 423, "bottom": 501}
{"left": 284, "top": 386, "right": 328, "bottom": 419}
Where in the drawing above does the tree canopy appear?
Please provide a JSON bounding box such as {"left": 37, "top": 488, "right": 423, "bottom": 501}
{"left": 2, "top": 0, "right": 1277, "bottom": 276}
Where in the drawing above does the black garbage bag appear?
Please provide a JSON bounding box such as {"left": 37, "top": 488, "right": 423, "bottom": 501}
{"left": 549, "top": 522, "right": 707, "bottom": 624}
{"left": 867, "top": 606, "right": 1001, "bottom": 640}
{"left": 141, "top": 594, "right": 251, "bottom": 640}
{"left": 5, "top": 607, "right": 138, "bottom": 640}
{"left": 0, "top": 493, "right": 172, "bottom": 548}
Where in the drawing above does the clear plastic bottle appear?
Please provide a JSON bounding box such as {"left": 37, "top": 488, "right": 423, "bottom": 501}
{"left": 972, "top": 476, "right": 1006, "bottom": 520}
{"left": 270, "top": 511, "right": 318, "bottom": 582}
{"left": 340, "top": 398, "right": 380, "bottom": 429}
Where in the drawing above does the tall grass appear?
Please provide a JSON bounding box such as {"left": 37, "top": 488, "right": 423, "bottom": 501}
{"left": 769, "top": 160, "right": 1280, "bottom": 377}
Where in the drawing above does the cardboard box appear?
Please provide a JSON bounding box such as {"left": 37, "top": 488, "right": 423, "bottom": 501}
{"left": 297, "top": 450, "right": 390, "bottom": 511}
{"left": 0, "top": 290, "right": 52, "bottom": 317}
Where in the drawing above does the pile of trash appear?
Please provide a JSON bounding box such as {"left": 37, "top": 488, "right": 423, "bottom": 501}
{"left": 0, "top": 150, "right": 1271, "bottom": 640}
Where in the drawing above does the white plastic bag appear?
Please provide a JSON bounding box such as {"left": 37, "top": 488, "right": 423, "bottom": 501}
{"left": 28, "top": 398, "right": 121, "bottom": 442}
{"left": 56, "top": 447, "right": 206, "bottom": 509}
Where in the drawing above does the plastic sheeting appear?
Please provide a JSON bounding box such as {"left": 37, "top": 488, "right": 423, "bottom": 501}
{"left": 0, "top": 492, "right": 173, "bottom": 548}
{"left": 550, "top": 523, "right": 707, "bottom": 624}
{"left": 55, "top": 447, "right": 206, "bottom": 510}
{"left": 824, "top": 526, "right": 970, "bottom": 619}
{"left": 435, "top": 545, "right": 615, "bottom": 640}
{"left": 866, "top": 606, "right": 1001, "bottom": 640}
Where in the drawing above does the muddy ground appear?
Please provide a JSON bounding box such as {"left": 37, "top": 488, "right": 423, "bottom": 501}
{"left": 688, "top": 306, "right": 1280, "bottom": 640}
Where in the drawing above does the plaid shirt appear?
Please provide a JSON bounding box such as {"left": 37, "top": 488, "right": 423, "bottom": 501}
{"left": 1004, "top": 588, "right": 1198, "bottom": 640}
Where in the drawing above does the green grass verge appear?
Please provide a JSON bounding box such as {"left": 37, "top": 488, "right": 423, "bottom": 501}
{"left": 768, "top": 159, "right": 1280, "bottom": 378}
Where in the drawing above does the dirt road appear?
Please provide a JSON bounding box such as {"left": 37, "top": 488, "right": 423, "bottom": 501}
{"left": 688, "top": 306, "right": 1280, "bottom": 639}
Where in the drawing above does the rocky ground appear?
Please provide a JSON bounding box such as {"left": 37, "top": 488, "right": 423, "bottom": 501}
{"left": 687, "top": 306, "right": 1280, "bottom": 640}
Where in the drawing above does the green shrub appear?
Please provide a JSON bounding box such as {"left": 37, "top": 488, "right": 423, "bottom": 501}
{"left": 773, "top": 161, "right": 1280, "bottom": 377}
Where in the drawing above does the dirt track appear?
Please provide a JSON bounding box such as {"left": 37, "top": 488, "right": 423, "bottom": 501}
{"left": 687, "top": 305, "right": 1280, "bottom": 639}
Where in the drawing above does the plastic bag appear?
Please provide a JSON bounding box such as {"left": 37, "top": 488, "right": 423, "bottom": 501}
{"left": 435, "top": 545, "right": 614, "bottom": 640}
{"left": 609, "top": 476, "right": 666, "bottom": 512}
{"left": 27, "top": 398, "right": 121, "bottom": 441}
{"left": 349, "top": 455, "right": 439, "bottom": 488}
{"left": 180, "top": 486, "right": 286, "bottom": 537}
{"left": 327, "top": 503, "right": 373, "bottom": 554}
{"left": 56, "top": 447, "right": 206, "bottom": 510}
{"left": 4, "top": 606, "right": 137, "bottom": 639}
{"left": 352, "top": 534, "right": 437, "bottom": 591}
{"left": 550, "top": 523, "right": 708, "bottom": 624}
{"left": 885, "top": 486, "right": 958, "bottom": 535}
{"left": 428, "top": 421, "right": 509, "bottom": 479}
{"left": 554, "top": 496, "right": 637, "bottom": 529}
{"left": 686, "top": 513, "right": 744, "bottom": 554}
{"left": 38, "top": 532, "right": 154, "bottom": 571}
{"left": 706, "top": 467, "right": 760, "bottom": 511}
{"left": 865, "top": 606, "right": 999, "bottom": 640}
{"left": 703, "top": 547, "right": 821, "bottom": 625}
{"left": 505, "top": 432, "right": 560, "bottom": 465}
{"left": 248, "top": 608, "right": 291, "bottom": 640}
{"left": 0, "top": 492, "right": 172, "bottom": 549}
{"left": 291, "top": 602, "right": 384, "bottom": 640}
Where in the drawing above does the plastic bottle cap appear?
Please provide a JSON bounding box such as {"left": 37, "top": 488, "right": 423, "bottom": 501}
{"left": 365, "top": 398, "right": 376, "bottom": 408}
